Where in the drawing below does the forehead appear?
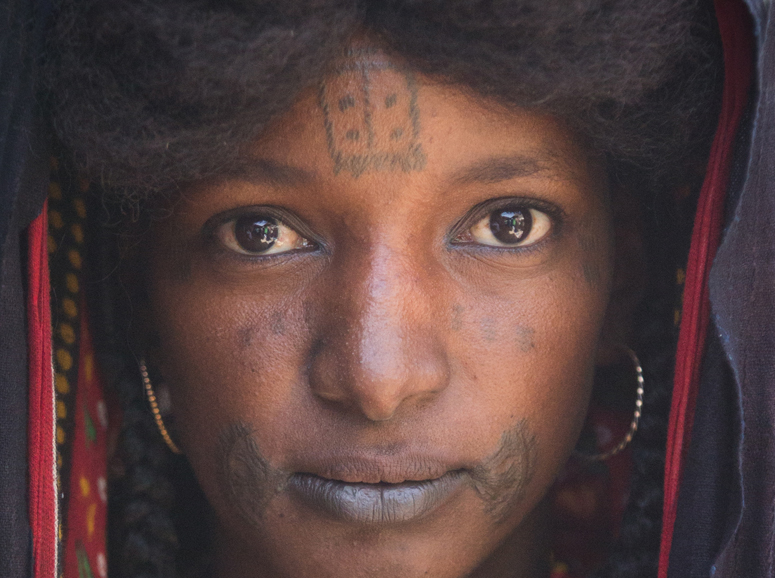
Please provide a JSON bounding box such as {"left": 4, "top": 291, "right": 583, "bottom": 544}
{"left": 319, "top": 48, "right": 425, "bottom": 178}
{"left": 248, "top": 48, "right": 598, "bottom": 193}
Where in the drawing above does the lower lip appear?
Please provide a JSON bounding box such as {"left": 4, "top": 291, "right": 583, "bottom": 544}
{"left": 288, "top": 471, "right": 465, "bottom": 524}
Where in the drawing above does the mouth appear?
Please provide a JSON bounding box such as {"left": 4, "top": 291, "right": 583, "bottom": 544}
{"left": 287, "top": 470, "right": 466, "bottom": 524}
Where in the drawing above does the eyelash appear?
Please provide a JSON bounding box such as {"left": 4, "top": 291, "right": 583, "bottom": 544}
{"left": 449, "top": 197, "right": 563, "bottom": 251}
{"left": 203, "top": 207, "right": 322, "bottom": 263}
{"left": 203, "top": 196, "right": 563, "bottom": 261}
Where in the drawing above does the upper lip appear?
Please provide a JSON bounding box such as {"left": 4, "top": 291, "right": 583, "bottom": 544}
{"left": 292, "top": 453, "right": 467, "bottom": 484}
{"left": 288, "top": 470, "right": 466, "bottom": 524}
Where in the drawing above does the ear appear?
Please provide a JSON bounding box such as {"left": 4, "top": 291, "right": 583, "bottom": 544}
{"left": 597, "top": 187, "right": 647, "bottom": 366}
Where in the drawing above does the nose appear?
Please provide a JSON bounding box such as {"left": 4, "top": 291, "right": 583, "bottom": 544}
{"left": 308, "top": 243, "right": 450, "bottom": 421}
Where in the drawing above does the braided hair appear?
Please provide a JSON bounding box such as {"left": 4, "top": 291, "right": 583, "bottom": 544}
{"left": 83, "top": 202, "right": 178, "bottom": 577}
{"left": 49, "top": 0, "right": 723, "bottom": 576}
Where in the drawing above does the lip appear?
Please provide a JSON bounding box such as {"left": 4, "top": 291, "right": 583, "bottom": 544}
{"left": 288, "top": 470, "right": 465, "bottom": 524}
{"left": 297, "top": 454, "right": 460, "bottom": 484}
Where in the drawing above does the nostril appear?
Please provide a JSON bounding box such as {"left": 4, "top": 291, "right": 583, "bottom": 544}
{"left": 360, "top": 399, "right": 401, "bottom": 422}
{"left": 308, "top": 337, "right": 450, "bottom": 422}
{"left": 306, "top": 258, "right": 450, "bottom": 420}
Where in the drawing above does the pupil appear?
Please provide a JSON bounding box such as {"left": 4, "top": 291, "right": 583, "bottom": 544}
{"left": 234, "top": 215, "right": 279, "bottom": 253}
{"left": 490, "top": 209, "right": 532, "bottom": 244}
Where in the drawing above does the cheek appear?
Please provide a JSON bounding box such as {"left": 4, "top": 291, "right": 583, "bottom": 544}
{"left": 450, "top": 264, "right": 609, "bottom": 488}
{"left": 148, "top": 267, "right": 315, "bottom": 496}
{"left": 145, "top": 210, "right": 612, "bottom": 554}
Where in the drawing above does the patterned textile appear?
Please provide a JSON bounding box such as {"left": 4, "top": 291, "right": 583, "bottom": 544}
{"left": 49, "top": 163, "right": 112, "bottom": 578}
{"left": 60, "top": 317, "right": 110, "bottom": 578}
{"left": 48, "top": 157, "right": 86, "bottom": 562}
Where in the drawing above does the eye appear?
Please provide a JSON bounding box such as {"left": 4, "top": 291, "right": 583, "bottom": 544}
{"left": 457, "top": 206, "right": 552, "bottom": 248}
{"left": 216, "top": 214, "right": 312, "bottom": 256}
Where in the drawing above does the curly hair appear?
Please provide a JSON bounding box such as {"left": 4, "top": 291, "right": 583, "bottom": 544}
{"left": 46, "top": 0, "right": 721, "bottom": 202}
{"left": 49, "top": 0, "right": 723, "bottom": 576}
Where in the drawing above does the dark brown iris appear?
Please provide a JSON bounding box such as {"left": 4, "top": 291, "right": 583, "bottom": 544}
{"left": 234, "top": 215, "right": 279, "bottom": 253}
{"left": 490, "top": 208, "right": 532, "bottom": 244}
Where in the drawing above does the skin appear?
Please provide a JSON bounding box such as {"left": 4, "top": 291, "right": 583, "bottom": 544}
{"left": 139, "top": 48, "right": 632, "bottom": 578}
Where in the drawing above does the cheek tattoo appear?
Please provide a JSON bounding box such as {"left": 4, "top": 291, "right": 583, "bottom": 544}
{"left": 218, "top": 419, "right": 538, "bottom": 528}
{"left": 218, "top": 423, "right": 292, "bottom": 527}
{"left": 451, "top": 303, "right": 465, "bottom": 332}
{"left": 319, "top": 47, "right": 426, "bottom": 178}
{"left": 468, "top": 419, "right": 539, "bottom": 523}
{"left": 514, "top": 326, "right": 536, "bottom": 353}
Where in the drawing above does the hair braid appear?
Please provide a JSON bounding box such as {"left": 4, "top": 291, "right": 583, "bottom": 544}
{"left": 85, "top": 193, "right": 180, "bottom": 578}
{"left": 111, "top": 371, "right": 178, "bottom": 578}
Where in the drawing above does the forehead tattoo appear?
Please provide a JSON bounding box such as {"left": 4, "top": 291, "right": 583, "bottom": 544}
{"left": 319, "top": 48, "right": 426, "bottom": 178}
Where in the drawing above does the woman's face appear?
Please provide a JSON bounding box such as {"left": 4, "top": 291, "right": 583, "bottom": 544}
{"left": 144, "top": 49, "right": 615, "bottom": 578}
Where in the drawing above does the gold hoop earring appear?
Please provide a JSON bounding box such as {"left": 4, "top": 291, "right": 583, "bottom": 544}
{"left": 575, "top": 345, "right": 644, "bottom": 462}
{"left": 138, "top": 358, "right": 182, "bottom": 454}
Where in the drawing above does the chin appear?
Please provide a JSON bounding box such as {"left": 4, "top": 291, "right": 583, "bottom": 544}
{"left": 212, "top": 470, "right": 538, "bottom": 578}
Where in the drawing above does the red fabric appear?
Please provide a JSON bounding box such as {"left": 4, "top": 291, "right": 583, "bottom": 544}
{"left": 62, "top": 308, "right": 112, "bottom": 578}
{"left": 28, "top": 201, "right": 58, "bottom": 578}
{"left": 659, "top": 2, "right": 753, "bottom": 576}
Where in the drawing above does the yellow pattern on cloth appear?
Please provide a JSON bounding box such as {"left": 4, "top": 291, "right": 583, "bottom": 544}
{"left": 49, "top": 155, "right": 111, "bottom": 578}
{"left": 49, "top": 155, "right": 86, "bottom": 557}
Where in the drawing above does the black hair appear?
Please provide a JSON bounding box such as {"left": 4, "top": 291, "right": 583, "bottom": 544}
{"left": 48, "top": 0, "right": 722, "bottom": 576}
{"left": 46, "top": 0, "right": 721, "bottom": 203}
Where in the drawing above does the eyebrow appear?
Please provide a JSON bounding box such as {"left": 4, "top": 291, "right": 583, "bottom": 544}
{"left": 449, "top": 155, "right": 552, "bottom": 186}
{"left": 224, "top": 154, "right": 555, "bottom": 188}
{"left": 226, "top": 158, "right": 316, "bottom": 187}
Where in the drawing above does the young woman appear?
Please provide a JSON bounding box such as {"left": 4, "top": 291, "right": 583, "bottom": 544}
{"left": 34, "top": 0, "right": 737, "bottom": 577}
